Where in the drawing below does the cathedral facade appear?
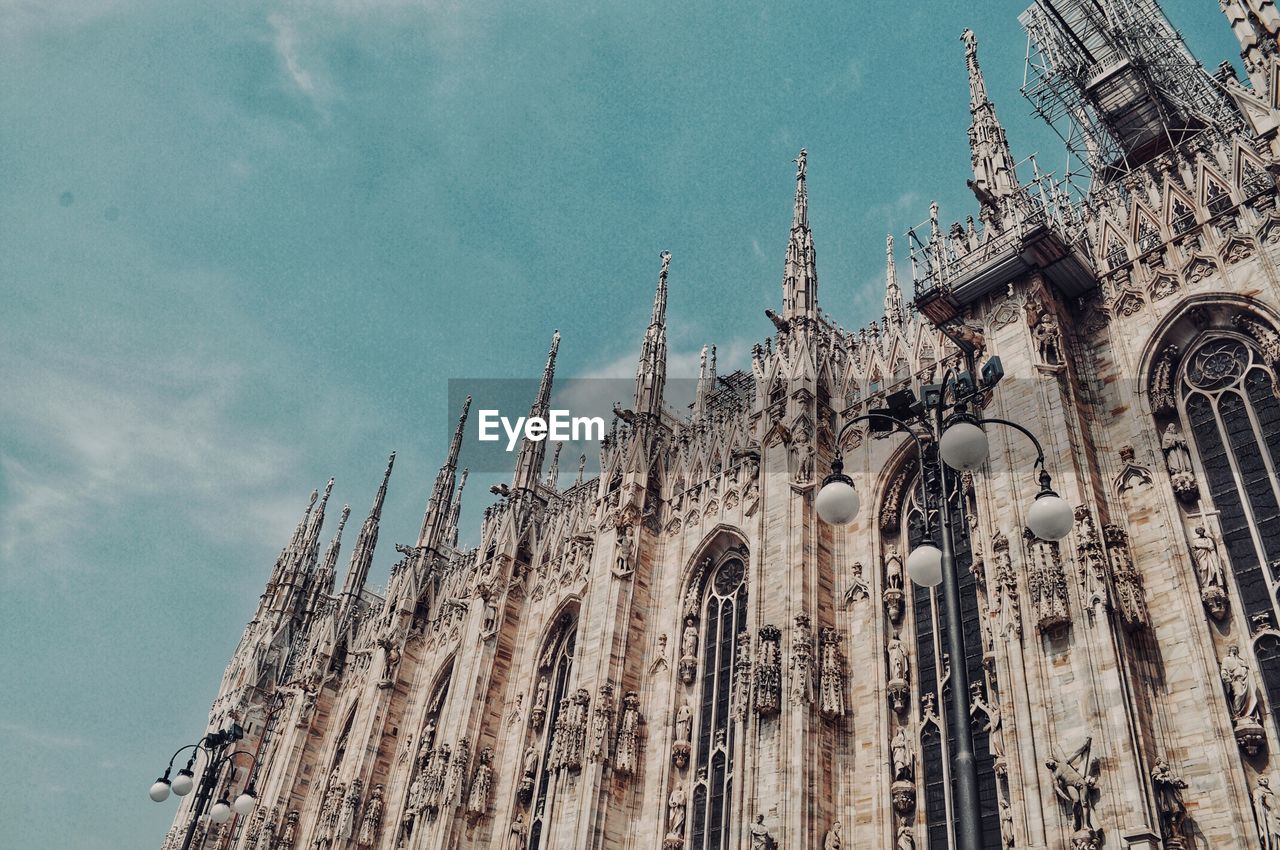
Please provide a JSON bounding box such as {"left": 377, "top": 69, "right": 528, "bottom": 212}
{"left": 161, "top": 3, "right": 1280, "bottom": 849}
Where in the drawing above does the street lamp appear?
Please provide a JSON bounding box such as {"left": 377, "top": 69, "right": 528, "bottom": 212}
{"left": 815, "top": 356, "right": 1070, "bottom": 850}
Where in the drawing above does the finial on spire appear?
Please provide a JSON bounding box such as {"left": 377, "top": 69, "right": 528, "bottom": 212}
{"left": 962, "top": 28, "right": 1020, "bottom": 230}
{"left": 577, "top": 454, "right": 587, "bottom": 485}
{"left": 635, "top": 252, "right": 670, "bottom": 417}
{"left": 513, "top": 330, "right": 562, "bottom": 490}
{"left": 546, "top": 443, "right": 562, "bottom": 487}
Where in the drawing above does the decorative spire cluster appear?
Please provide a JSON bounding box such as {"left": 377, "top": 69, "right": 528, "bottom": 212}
{"left": 339, "top": 453, "right": 395, "bottom": 616}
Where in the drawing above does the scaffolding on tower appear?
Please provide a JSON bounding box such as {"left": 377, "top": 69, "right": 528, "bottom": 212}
{"left": 1020, "top": 0, "right": 1244, "bottom": 189}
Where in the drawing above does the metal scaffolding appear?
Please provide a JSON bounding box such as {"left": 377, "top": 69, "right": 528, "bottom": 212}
{"left": 1020, "top": 0, "right": 1243, "bottom": 187}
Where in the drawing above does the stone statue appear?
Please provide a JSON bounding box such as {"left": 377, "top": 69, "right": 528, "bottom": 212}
{"left": 795, "top": 148, "right": 807, "bottom": 179}
{"left": 792, "top": 424, "right": 814, "bottom": 484}
{"left": 1162, "top": 423, "right": 1193, "bottom": 475}
{"left": 1045, "top": 737, "right": 1098, "bottom": 835}
{"left": 1191, "top": 526, "right": 1226, "bottom": 590}
{"left": 667, "top": 787, "right": 687, "bottom": 837}
{"left": 681, "top": 618, "right": 699, "bottom": 659}
{"left": 819, "top": 629, "right": 846, "bottom": 718}
{"left": 750, "top": 814, "right": 776, "bottom": 850}
{"left": 505, "top": 812, "right": 527, "bottom": 850}
{"left": 1222, "top": 644, "right": 1261, "bottom": 721}
{"left": 356, "top": 784, "right": 383, "bottom": 846}
{"left": 1151, "top": 760, "right": 1187, "bottom": 841}
{"left": 281, "top": 812, "right": 299, "bottom": 848}
{"left": 887, "top": 636, "right": 909, "bottom": 683}
{"left": 885, "top": 544, "right": 904, "bottom": 590}
{"left": 614, "top": 527, "right": 634, "bottom": 577}
{"left": 521, "top": 743, "right": 539, "bottom": 776}
{"left": 482, "top": 597, "right": 498, "bottom": 637}
{"left": 1257, "top": 778, "right": 1280, "bottom": 850}
{"left": 823, "top": 820, "right": 842, "bottom": 850}
{"left": 675, "top": 701, "right": 692, "bottom": 742}
{"left": 896, "top": 823, "right": 916, "bottom": 850}
{"left": 651, "top": 633, "right": 670, "bottom": 673}
{"left": 999, "top": 797, "right": 1014, "bottom": 849}
{"left": 466, "top": 748, "right": 493, "bottom": 817}
{"left": 891, "top": 727, "right": 913, "bottom": 781}
{"left": 336, "top": 778, "right": 362, "bottom": 841}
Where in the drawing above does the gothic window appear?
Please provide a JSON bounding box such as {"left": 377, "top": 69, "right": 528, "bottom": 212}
{"left": 1170, "top": 196, "right": 1196, "bottom": 235}
{"left": 1179, "top": 334, "right": 1280, "bottom": 730}
{"left": 527, "top": 615, "right": 578, "bottom": 850}
{"left": 689, "top": 555, "right": 747, "bottom": 850}
{"left": 1134, "top": 212, "right": 1161, "bottom": 254}
{"left": 1204, "top": 176, "right": 1233, "bottom": 217}
{"left": 902, "top": 456, "right": 1001, "bottom": 850}
{"left": 1239, "top": 158, "right": 1272, "bottom": 199}
{"left": 1105, "top": 232, "right": 1128, "bottom": 271}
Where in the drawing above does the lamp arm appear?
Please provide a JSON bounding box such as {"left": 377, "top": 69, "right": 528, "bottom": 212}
{"left": 974, "top": 416, "right": 1051, "bottom": 485}
{"left": 833, "top": 411, "right": 935, "bottom": 536}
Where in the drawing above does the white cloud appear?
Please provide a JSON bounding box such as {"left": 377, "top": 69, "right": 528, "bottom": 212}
{"left": 0, "top": 351, "right": 304, "bottom": 577}
{"left": 268, "top": 12, "right": 324, "bottom": 105}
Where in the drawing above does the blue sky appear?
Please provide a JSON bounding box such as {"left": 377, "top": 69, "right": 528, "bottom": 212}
{"left": 0, "top": 1, "right": 1239, "bottom": 847}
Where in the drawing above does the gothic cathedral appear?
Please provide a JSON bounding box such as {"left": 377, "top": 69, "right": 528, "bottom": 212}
{"left": 161, "top": 2, "right": 1280, "bottom": 849}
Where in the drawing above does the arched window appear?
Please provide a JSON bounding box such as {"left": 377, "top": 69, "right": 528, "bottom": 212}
{"left": 1178, "top": 333, "right": 1280, "bottom": 727}
{"left": 689, "top": 554, "right": 747, "bottom": 850}
{"left": 900, "top": 455, "right": 1002, "bottom": 849}
{"left": 525, "top": 613, "right": 578, "bottom": 850}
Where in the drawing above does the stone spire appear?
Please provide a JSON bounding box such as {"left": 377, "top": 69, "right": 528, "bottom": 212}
{"left": 693, "top": 344, "right": 717, "bottom": 418}
{"left": 962, "top": 29, "right": 1021, "bottom": 231}
{"left": 419, "top": 396, "right": 472, "bottom": 551}
{"left": 300, "top": 478, "right": 335, "bottom": 573}
{"left": 306, "top": 504, "right": 350, "bottom": 619}
{"left": 339, "top": 453, "right": 395, "bottom": 615}
{"left": 1221, "top": 0, "right": 1280, "bottom": 91}
{"left": 633, "top": 251, "right": 670, "bottom": 418}
{"left": 884, "top": 234, "right": 904, "bottom": 329}
{"left": 545, "top": 444, "right": 562, "bottom": 488}
{"left": 512, "top": 330, "right": 560, "bottom": 492}
{"left": 445, "top": 468, "right": 468, "bottom": 549}
{"left": 781, "top": 149, "right": 817, "bottom": 321}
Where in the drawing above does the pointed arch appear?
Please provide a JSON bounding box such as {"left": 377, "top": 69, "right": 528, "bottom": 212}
{"left": 1233, "top": 140, "right": 1273, "bottom": 200}
{"left": 1163, "top": 180, "right": 1199, "bottom": 236}
{"left": 1130, "top": 199, "right": 1163, "bottom": 254}
{"left": 1197, "top": 161, "right": 1236, "bottom": 217}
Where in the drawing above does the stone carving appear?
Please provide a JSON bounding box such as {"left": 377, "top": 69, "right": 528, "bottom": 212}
{"left": 1028, "top": 301, "right": 1064, "bottom": 367}
{"left": 1114, "top": 445, "right": 1153, "bottom": 493}
{"left": 970, "top": 681, "right": 1005, "bottom": 770}
{"left": 445, "top": 739, "right": 469, "bottom": 808}
{"left": 1190, "top": 525, "right": 1228, "bottom": 619}
{"left": 376, "top": 635, "right": 402, "bottom": 688}
{"left": 823, "top": 821, "right": 842, "bottom": 850}
{"left": 999, "top": 797, "right": 1014, "bottom": 849}
{"left": 1151, "top": 760, "right": 1188, "bottom": 846}
{"left": 1045, "top": 737, "right": 1099, "bottom": 850}
{"left": 1025, "top": 530, "right": 1070, "bottom": 633}
{"left": 790, "top": 614, "right": 815, "bottom": 705}
{"left": 1103, "top": 524, "right": 1149, "bottom": 630}
{"left": 356, "top": 784, "right": 383, "bottom": 846}
{"left": 336, "top": 778, "right": 361, "bottom": 842}
{"left": 886, "top": 634, "right": 910, "bottom": 714}
{"left": 480, "top": 596, "right": 498, "bottom": 640}
{"left": 517, "top": 743, "right": 537, "bottom": 804}
{"left": 281, "top": 812, "right": 299, "bottom": 848}
{"left": 1255, "top": 777, "right": 1280, "bottom": 850}
{"left": 819, "top": 627, "right": 845, "bottom": 718}
{"left": 732, "top": 632, "right": 753, "bottom": 721}
{"left": 672, "top": 700, "right": 693, "bottom": 769}
{"left": 650, "top": 633, "right": 670, "bottom": 674}
{"left": 315, "top": 769, "right": 344, "bottom": 848}
{"left": 613, "top": 526, "right": 634, "bottom": 578}
{"left": 615, "top": 691, "right": 642, "bottom": 775}
{"left": 663, "top": 787, "right": 687, "bottom": 849}
{"left": 880, "top": 470, "right": 910, "bottom": 533}
{"left": 466, "top": 748, "right": 492, "bottom": 818}
{"left": 589, "top": 684, "right": 614, "bottom": 763}
{"left": 1222, "top": 645, "right": 1267, "bottom": 754}
{"left": 792, "top": 423, "right": 814, "bottom": 484}
{"left": 891, "top": 727, "right": 914, "bottom": 782}
{"left": 991, "top": 531, "right": 1022, "bottom": 637}
{"left": 844, "top": 561, "right": 868, "bottom": 607}
{"left": 1150, "top": 344, "right": 1179, "bottom": 416}
{"left": 1235, "top": 313, "right": 1280, "bottom": 372}
{"left": 679, "top": 617, "right": 700, "bottom": 684}
{"left": 755, "top": 625, "right": 782, "bottom": 716}
{"left": 566, "top": 689, "right": 590, "bottom": 769}
{"left": 749, "top": 814, "right": 777, "bottom": 850}
{"left": 1161, "top": 423, "right": 1198, "bottom": 500}
{"left": 531, "top": 675, "right": 549, "bottom": 730}
{"left": 1073, "top": 506, "right": 1109, "bottom": 610}
{"left": 505, "top": 812, "right": 527, "bottom": 850}
{"left": 883, "top": 544, "right": 905, "bottom": 624}
{"left": 255, "top": 806, "right": 280, "bottom": 850}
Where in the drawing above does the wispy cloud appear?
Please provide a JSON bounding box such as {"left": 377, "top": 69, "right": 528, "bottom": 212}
{"left": 0, "top": 719, "right": 89, "bottom": 750}
{"left": 0, "top": 351, "right": 304, "bottom": 578}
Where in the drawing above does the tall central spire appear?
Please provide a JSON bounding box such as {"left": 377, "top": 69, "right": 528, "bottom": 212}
{"left": 419, "top": 395, "right": 471, "bottom": 552}
{"left": 512, "top": 330, "right": 560, "bottom": 491}
{"left": 634, "top": 251, "right": 670, "bottom": 418}
{"left": 962, "top": 29, "right": 1020, "bottom": 231}
{"left": 781, "top": 149, "right": 817, "bottom": 321}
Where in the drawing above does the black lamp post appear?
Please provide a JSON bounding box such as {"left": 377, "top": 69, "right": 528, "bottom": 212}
{"left": 815, "top": 357, "right": 1072, "bottom": 850}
